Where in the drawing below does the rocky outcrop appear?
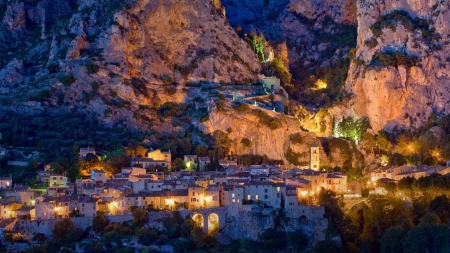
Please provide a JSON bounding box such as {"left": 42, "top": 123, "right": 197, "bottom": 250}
{"left": 345, "top": 0, "right": 450, "bottom": 132}
{"left": 2, "top": 2, "right": 26, "bottom": 31}
{"left": 203, "top": 108, "right": 329, "bottom": 164}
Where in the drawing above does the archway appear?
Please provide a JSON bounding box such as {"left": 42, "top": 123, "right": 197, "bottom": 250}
{"left": 208, "top": 213, "right": 219, "bottom": 234}
{"left": 192, "top": 213, "right": 204, "bottom": 228}
{"left": 299, "top": 215, "right": 308, "bottom": 224}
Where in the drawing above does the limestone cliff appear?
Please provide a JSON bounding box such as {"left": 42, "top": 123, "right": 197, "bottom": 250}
{"left": 0, "top": 0, "right": 260, "bottom": 129}
{"left": 203, "top": 107, "right": 329, "bottom": 165}
{"left": 345, "top": 0, "right": 450, "bottom": 132}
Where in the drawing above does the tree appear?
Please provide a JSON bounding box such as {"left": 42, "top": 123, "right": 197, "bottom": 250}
{"left": 380, "top": 226, "right": 405, "bottom": 253}
{"left": 428, "top": 194, "right": 450, "bottom": 224}
{"left": 312, "top": 240, "right": 343, "bottom": 253}
{"left": 172, "top": 158, "right": 185, "bottom": 171}
{"left": 258, "top": 33, "right": 265, "bottom": 60}
{"left": 136, "top": 227, "right": 159, "bottom": 246}
{"left": 103, "top": 151, "right": 130, "bottom": 175}
{"left": 81, "top": 153, "right": 99, "bottom": 170}
{"left": 317, "top": 189, "right": 358, "bottom": 251}
{"left": 132, "top": 208, "right": 148, "bottom": 227}
{"left": 52, "top": 218, "right": 76, "bottom": 241}
{"left": 92, "top": 214, "right": 109, "bottom": 233}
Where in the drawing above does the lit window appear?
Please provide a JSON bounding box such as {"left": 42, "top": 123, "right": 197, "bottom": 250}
{"left": 232, "top": 193, "right": 235, "bottom": 198}
{"left": 255, "top": 195, "right": 258, "bottom": 200}
{"left": 247, "top": 195, "right": 251, "bottom": 200}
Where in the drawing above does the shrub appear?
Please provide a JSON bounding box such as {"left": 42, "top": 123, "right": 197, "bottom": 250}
{"left": 289, "top": 133, "right": 303, "bottom": 144}
{"left": 86, "top": 61, "right": 100, "bottom": 74}
{"left": 365, "top": 38, "right": 378, "bottom": 49}
{"left": 91, "top": 82, "right": 100, "bottom": 91}
{"left": 60, "top": 74, "right": 75, "bottom": 86}
{"left": 252, "top": 110, "right": 282, "bottom": 130}
{"left": 241, "top": 138, "right": 251, "bottom": 148}
{"left": 232, "top": 101, "right": 250, "bottom": 113}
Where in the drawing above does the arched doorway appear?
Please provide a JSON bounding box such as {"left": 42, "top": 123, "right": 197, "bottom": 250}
{"left": 208, "top": 213, "right": 219, "bottom": 234}
{"left": 299, "top": 215, "right": 308, "bottom": 224}
{"left": 192, "top": 213, "right": 204, "bottom": 228}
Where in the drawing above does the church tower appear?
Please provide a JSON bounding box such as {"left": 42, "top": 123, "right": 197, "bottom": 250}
{"left": 310, "top": 143, "right": 320, "bottom": 171}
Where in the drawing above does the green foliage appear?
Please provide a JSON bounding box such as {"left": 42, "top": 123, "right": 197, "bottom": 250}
{"left": 86, "top": 61, "right": 100, "bottom": 74}
{"left": 252, "top": 109, "right": 282, "bottom": 130}
{"left": 289, "top": 133, "right": 303, "bottom": 144}
{"left": 270, "top": 58, "right": 291, "bottom": 86}
{"left": 212, "top": 130, "right": 231, "bottom": 158}
{"left": 103, "top": 222, "right": 133, "bottom": 242}
{"left": 238, "top": 154, "right": 283, "bottom": 166}
{"left": 371, "top": 50, "right": 419, "bottom": 68}
{"left": 232, "top": 101, "right": 250, "bottom": 113}
{"left": 60, "top": 74, "right": 76, "bottom": 86}
{"left": 103, "top": 150, "right": 131, "bottom": 175}
{"left": 313, "top": 240, "right": 343, "bottom": 253}
{"left": 285, "top": 147, "right": 307, "bottom": 166}
{"left": 92, "top": 214, "right": 109, "bottom": 233}
{"left": 132, "top": 207, "right": 148, "bottom": 227}
{"left": 318, "top": 189, "right": 357, "bottom": 251}
{"left": 259, "top": 228, "right": 287, "bottom": 250}
{"left": 240, "top": 138, "right": 251, "bottom": 148}
{"left": 369, "top": 10, "right": 436, "bottom": 41}
{"left": 136, "top": 227, "right": 159, "bottom": 246}
{"left": 365, "top": 38, "right": 378, "bottom": 49}
{"left": 161, "top": 211, "right": 194, "bottom": 239}
{"left": 52, "top": 218, "right": 85, "bottom": 242}
{"left": 334, "top": 116, "right": 371, "bottom": 143}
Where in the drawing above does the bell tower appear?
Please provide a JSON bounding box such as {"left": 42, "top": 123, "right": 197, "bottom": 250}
{"left": 310, "top": 143, "right": 320, "bottom": 171}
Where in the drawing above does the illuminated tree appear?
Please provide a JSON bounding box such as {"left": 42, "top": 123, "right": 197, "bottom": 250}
{"left": 259, "top": 33, "right": 265, "bottom": 60}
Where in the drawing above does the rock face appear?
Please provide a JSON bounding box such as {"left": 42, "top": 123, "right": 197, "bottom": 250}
{"left": 0, "top": 0, "right": 261, "bottom": 129}
{"left": 204, "top": 108, "right": 329, "bottom": 164}
{"left": 217, "top": 209, "right": 327, "bottom": 245}
{"left": 345, "top": 0, "right": 450, "bottom": 132}
{"left": 222, "top": 0, "right": 357, "bottom": 68}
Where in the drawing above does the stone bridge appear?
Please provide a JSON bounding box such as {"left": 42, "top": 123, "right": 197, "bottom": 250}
{"left": 190, "top": 207, "right": 228, "bottom": 234}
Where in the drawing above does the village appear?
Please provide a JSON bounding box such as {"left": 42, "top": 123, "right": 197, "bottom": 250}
{"left": 1, "top": 141, "right": 449, "bottom": 233}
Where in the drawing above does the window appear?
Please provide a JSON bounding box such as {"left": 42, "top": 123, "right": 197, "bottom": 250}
{"left": 264, "top": 189, "right": 268, "bottom": 193}
{"left": 277, "top": 187, "right": 280, "bottom": 192}
{"left": 255, "top": 195, "right": 258, "bottom": 200}
{"left": 265, "top": 195, "right": 268, "bottom": 199}
{"left": 247, "top": 195, "right": 251, "bottom": 200}
{"left": 232, "top": 193, "right": 235, "bottom": 198}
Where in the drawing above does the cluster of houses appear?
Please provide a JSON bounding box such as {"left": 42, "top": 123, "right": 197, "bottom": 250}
{"left": 0, "top": 145, "right": 361, "bottom": 225}
{"left": 368, "top": 164, "right": 450, "bottom": 194}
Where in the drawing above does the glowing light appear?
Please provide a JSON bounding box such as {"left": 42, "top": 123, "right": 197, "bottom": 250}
{"left": 186, "top": 162, "right": 191, "bottom": 168}
{"left": 371, "top": 176, "right": 377, "bottom": 182}
{"left": 204, "top": 196, "right": 212, "bottom": 202}
{"left": 301, "top": 190, "right": 307, "bottom": 197}
{"left": 165, "top": 199, "right": 175, "bottom": 206}
{"left": 314, "top": 79, "right": 327, "bottom": 90}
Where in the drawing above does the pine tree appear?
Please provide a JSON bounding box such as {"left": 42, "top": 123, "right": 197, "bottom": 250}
{"left": 252, "top": 34, "right": 258, "bottom": 51}
{"left": 259, "top": 33, "right": 265, "bottom": 60}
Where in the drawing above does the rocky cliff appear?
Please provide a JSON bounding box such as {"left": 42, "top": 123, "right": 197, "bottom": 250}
{"left": 0, "top": 0, "right": 260, "bottom": 129}
{"left": 203, "top": 107, "right": 329, "bottom": 165}
{"left": 345, "top": 0, "right": 450, "bottom": 132}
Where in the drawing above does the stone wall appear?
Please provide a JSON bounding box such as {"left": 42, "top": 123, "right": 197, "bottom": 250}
{"left": 14, "top": 206, "right": 326, "bottom": 247}
{"left": 14, "top": 214, "right": 133, "bottom": 237}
